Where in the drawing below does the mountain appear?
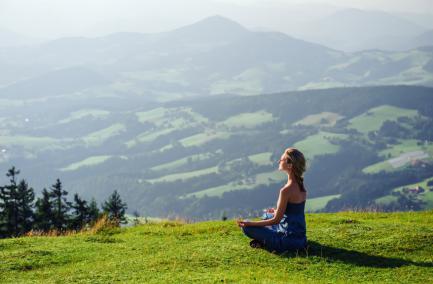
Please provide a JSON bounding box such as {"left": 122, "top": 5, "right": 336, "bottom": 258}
{"left": 413, "top": 30, "right": 433, "bottom": 48}
{"left": 0, "top": 29, "right": 45, "bottom": 47}
{"left": 297, "top": 9, "right": 427, "bottom": 52}
{"left": 0, "top": 15, "right": 432, "bottom": 100}
{"left": 0, "top": 67, "right": 109, "bottom": 99}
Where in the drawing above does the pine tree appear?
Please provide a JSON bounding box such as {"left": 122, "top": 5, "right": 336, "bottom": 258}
{"left": 102, "top": 190, "right": 127, "bottom": 226}
{"left": 70, "top": 193, "right": 89, "bottom": 230}
{"left": 0, "top": 166, "right": 20, "bottom": 237}
{"left": 88, "top": 197, "right": 100, "bottom": 224}
{"left": 15, "top": 179, "right": 35, "bottom": 235}
{"left": 49, "top": 179, "right": 71, "bottom": 232}
{"left": 34, "top": 188, "right": 53, "bottom": 232}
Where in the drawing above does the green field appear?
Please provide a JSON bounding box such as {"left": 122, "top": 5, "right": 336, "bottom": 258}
{"left": 248, "top": 152, "right": 273, "bottom": 166}
{"left": 58, "top": 109, "right": 110, "bottom": 124}
{"left": 293, "top": 112, "right": 344, "bottom": 127}
{"left": 348, "top": 105, "right": 419, "bottom": 134}
{"left": 379, "top": 139, "right": 433, "bottom": 158}
{"left": 180, "top": 131, "right": 231, "bottom": 147}
{"left": 362, "top": 160, "right": 394, "bottom": 174}
{"left": 59, "top": 155, "right": 128, "bottom": 172}
{"left": 1, "top": 211, "right": 432, "bottom": 283}
{"left": 150, "top": 152, "right": 216, "bottom": 172}
{"left": 135, "top": 107, "right": 208, "bottom": 127}
{"left": 147, "top": 166, "right": 219, "bottom": 184}
{"left": 294, "top": 131, "right": 348, "bottom": 160}
{"left": 125, "top": 128, "right": 177, "bottom": 148}
{"left": 209, "top": 68, "right": 265, "bottom": 96}
{"left": 362, "top": 139, "right": 433, "bottom": 174}
{"left": 375, "top": 177, "right": 433, "bottom": 208}
{"left": 82, "top": 123, "right": 126, "bottom": 147}
{"left": 218, "top": 111, "right": 275, "bottom": 129}
{"left": 186, "top": 170, "right": 286, "bottom": 198}
{"left": 305, "top": 194, "right": 341, "bottom": 212}
{"left": 135, "top": 107, "right": 167, "bottom": 125}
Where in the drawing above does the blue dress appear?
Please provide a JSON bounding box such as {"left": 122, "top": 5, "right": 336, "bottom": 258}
{"left": 242, "top": 201, "right": 307, "bottom": 253}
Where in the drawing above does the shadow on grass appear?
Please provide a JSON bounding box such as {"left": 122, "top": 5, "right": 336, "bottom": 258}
{"left": 280, "top": 241, "right": 433, "bottom": 268}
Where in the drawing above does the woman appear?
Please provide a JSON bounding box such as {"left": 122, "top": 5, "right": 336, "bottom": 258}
{"left": 237, "top": 147, "right": 307, "bottom": 253}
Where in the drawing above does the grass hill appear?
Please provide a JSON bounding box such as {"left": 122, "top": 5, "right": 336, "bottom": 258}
{"left": 1, "top": 211, "right": 432, "bottom": 283}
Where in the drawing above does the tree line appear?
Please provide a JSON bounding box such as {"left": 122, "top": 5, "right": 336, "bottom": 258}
{"left": 0, "top": 166, "right": 128, "bottom": 238}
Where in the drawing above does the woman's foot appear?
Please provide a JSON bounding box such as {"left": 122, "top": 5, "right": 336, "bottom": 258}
{"left": 249, "top": 239, "right": 264, "bottom": 249}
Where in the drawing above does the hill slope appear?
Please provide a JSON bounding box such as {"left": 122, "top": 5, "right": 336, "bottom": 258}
{"left": 1, "top": 211, "right": 432, "bottom": 283}
{"left": 1, "top": 85, "right": 433, "bottom": 218}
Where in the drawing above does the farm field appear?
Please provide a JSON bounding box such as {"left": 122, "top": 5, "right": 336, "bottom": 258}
{"left": 348, "top": 105, "right": 419, "bottom": 134}
{"left": 293, "top": 131, "right": 348, "bottom": 160}
{"left": 186, "top": 170, "right": 286, "bottom": 198}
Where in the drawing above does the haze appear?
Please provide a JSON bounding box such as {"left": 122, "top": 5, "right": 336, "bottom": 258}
{"left": 1, "top": 0, "right": 432, "bottom": 40}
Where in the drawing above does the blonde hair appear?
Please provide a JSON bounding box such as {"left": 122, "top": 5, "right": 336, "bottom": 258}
{"left": 284, "top": 147, "right": 307, "bottom": 192}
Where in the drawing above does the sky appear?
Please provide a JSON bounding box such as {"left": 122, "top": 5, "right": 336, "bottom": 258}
{"left": 0, "top": 0, "right": 432, "bottom": 40}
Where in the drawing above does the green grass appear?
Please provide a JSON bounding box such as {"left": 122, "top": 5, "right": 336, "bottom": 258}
{"left": 218, "top": 111, "right": 275, "bottom": 129}
{"left": 362, "top": 161, "right": 394, "bottom": 174}
{"left": 1, "top": 211, "right": 432, "bottom": 283}
{"left": 135, "top": 107, "right": 167, "bottom": 125}
{"left": 375, "top": 177, "right": 433, "bottom": 208}
{"left": 348, "top": 105, "right": 419, "bottom": 134}
{"left": 294, "top": 131, "right": 348, "bottom": 160}
{"left": 375, "top": 195, "right": 400, "bottom": 206}
{"left": 248, "top": 152, "right": 273, "bottom": 166}
{"left": 150, "top": 152, "right": 216, "bottom": 172}
{"left": 186, "top": 171, "right": 286, "bottom": 198}
{"left": 147, "top": 166, "right": 219, "bottom": 184}
{"left": 305, "top": 194, "right": 341, "bottom": 212}
{"left": 379, "top": 139, "right": 433, "bottom": 158}
{"left": 82, "top": 123, "right": 126, "bottom": 147}
{"left": 125, "top": 128, "right": 177, "bottom": 148}
{"left": 59, "top": 155, "right": 128, "bottom": 172}
{"left": 58, "top": 109, "right": 110, "bottom": 124}
{"left": 180, "top": 131, "right": 231, "bottom": 147}
{"left": 135, "top": 107, "right": 208, "bottom": 127}
{"left": 362, "top": 139, "right": 433, "bottom": 174}
{"left": 209, "top": 68, "right": 265, "bottom": 96}
{"left": 293, "top": 112, "right": 344, "bottom": 127}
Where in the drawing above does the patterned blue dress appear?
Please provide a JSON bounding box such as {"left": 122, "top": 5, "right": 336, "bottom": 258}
{"left": 242, "top": 201, "right": 307, "bottom": 253}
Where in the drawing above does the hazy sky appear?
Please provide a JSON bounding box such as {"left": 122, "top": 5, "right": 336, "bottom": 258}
{"left": 1, "top": 0, "right": 432, "bottom": 39}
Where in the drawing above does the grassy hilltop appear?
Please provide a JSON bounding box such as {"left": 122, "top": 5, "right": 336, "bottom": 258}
{"left": 1, "top": 211, "right": 433, "bottom": 283}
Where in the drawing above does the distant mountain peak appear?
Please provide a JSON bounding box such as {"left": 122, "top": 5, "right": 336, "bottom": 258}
{"left": 169, "top": 15, "right": 249, "bottom": 41}
{"left": 196, "top": 15, "right": 245, "bottom": 27}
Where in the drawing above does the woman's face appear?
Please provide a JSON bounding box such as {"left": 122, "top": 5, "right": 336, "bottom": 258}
{"left": 278, "top": 153, "right": 291, "bottom": 173}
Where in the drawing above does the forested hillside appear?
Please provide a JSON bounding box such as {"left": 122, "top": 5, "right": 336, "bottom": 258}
{"left": 1, "top": 85, "right": 432, "bottom": 219}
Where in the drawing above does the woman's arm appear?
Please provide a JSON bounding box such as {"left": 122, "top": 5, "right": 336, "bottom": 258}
{"left": 237, "top": 187, "right": 290, "bottom": 227}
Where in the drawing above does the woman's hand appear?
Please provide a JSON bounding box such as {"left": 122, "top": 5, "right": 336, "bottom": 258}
{"left": 236, "top": 219, "right": 251, "bottom": 227}
{"left": 266, "top": 208, "right": 275, "bottom": 213}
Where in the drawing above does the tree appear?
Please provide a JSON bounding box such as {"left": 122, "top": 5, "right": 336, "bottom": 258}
{"left": 88, "top": 197, "right": 101, "bottom": 224}
{"left": 15, "top": 179, "right": 35, "bottom": 235}
{"left": 102, "top": 190, "right": 127, "bottom": 226}
{"left": 0, "top": 166, "right": 20, "bottom": 237}
{"left": 34, "top": 188, "right": 53, "bottom": 232}
{"left": 70, "top": 193, "right": 89, "bottom": 231}
{"left": 49, "top": 179, "right": 71, "bottom": 232}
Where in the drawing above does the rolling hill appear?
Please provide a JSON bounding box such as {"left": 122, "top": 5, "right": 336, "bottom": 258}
{"left": 0, "top": 16, "right": 433, "bottom": 101}
{"left": 1, "top": 85, "right": 433, "bottom": 219}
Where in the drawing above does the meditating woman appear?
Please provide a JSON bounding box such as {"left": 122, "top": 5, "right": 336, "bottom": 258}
{"left": 237, "top": 147, "right": 307, "bottom": 253}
